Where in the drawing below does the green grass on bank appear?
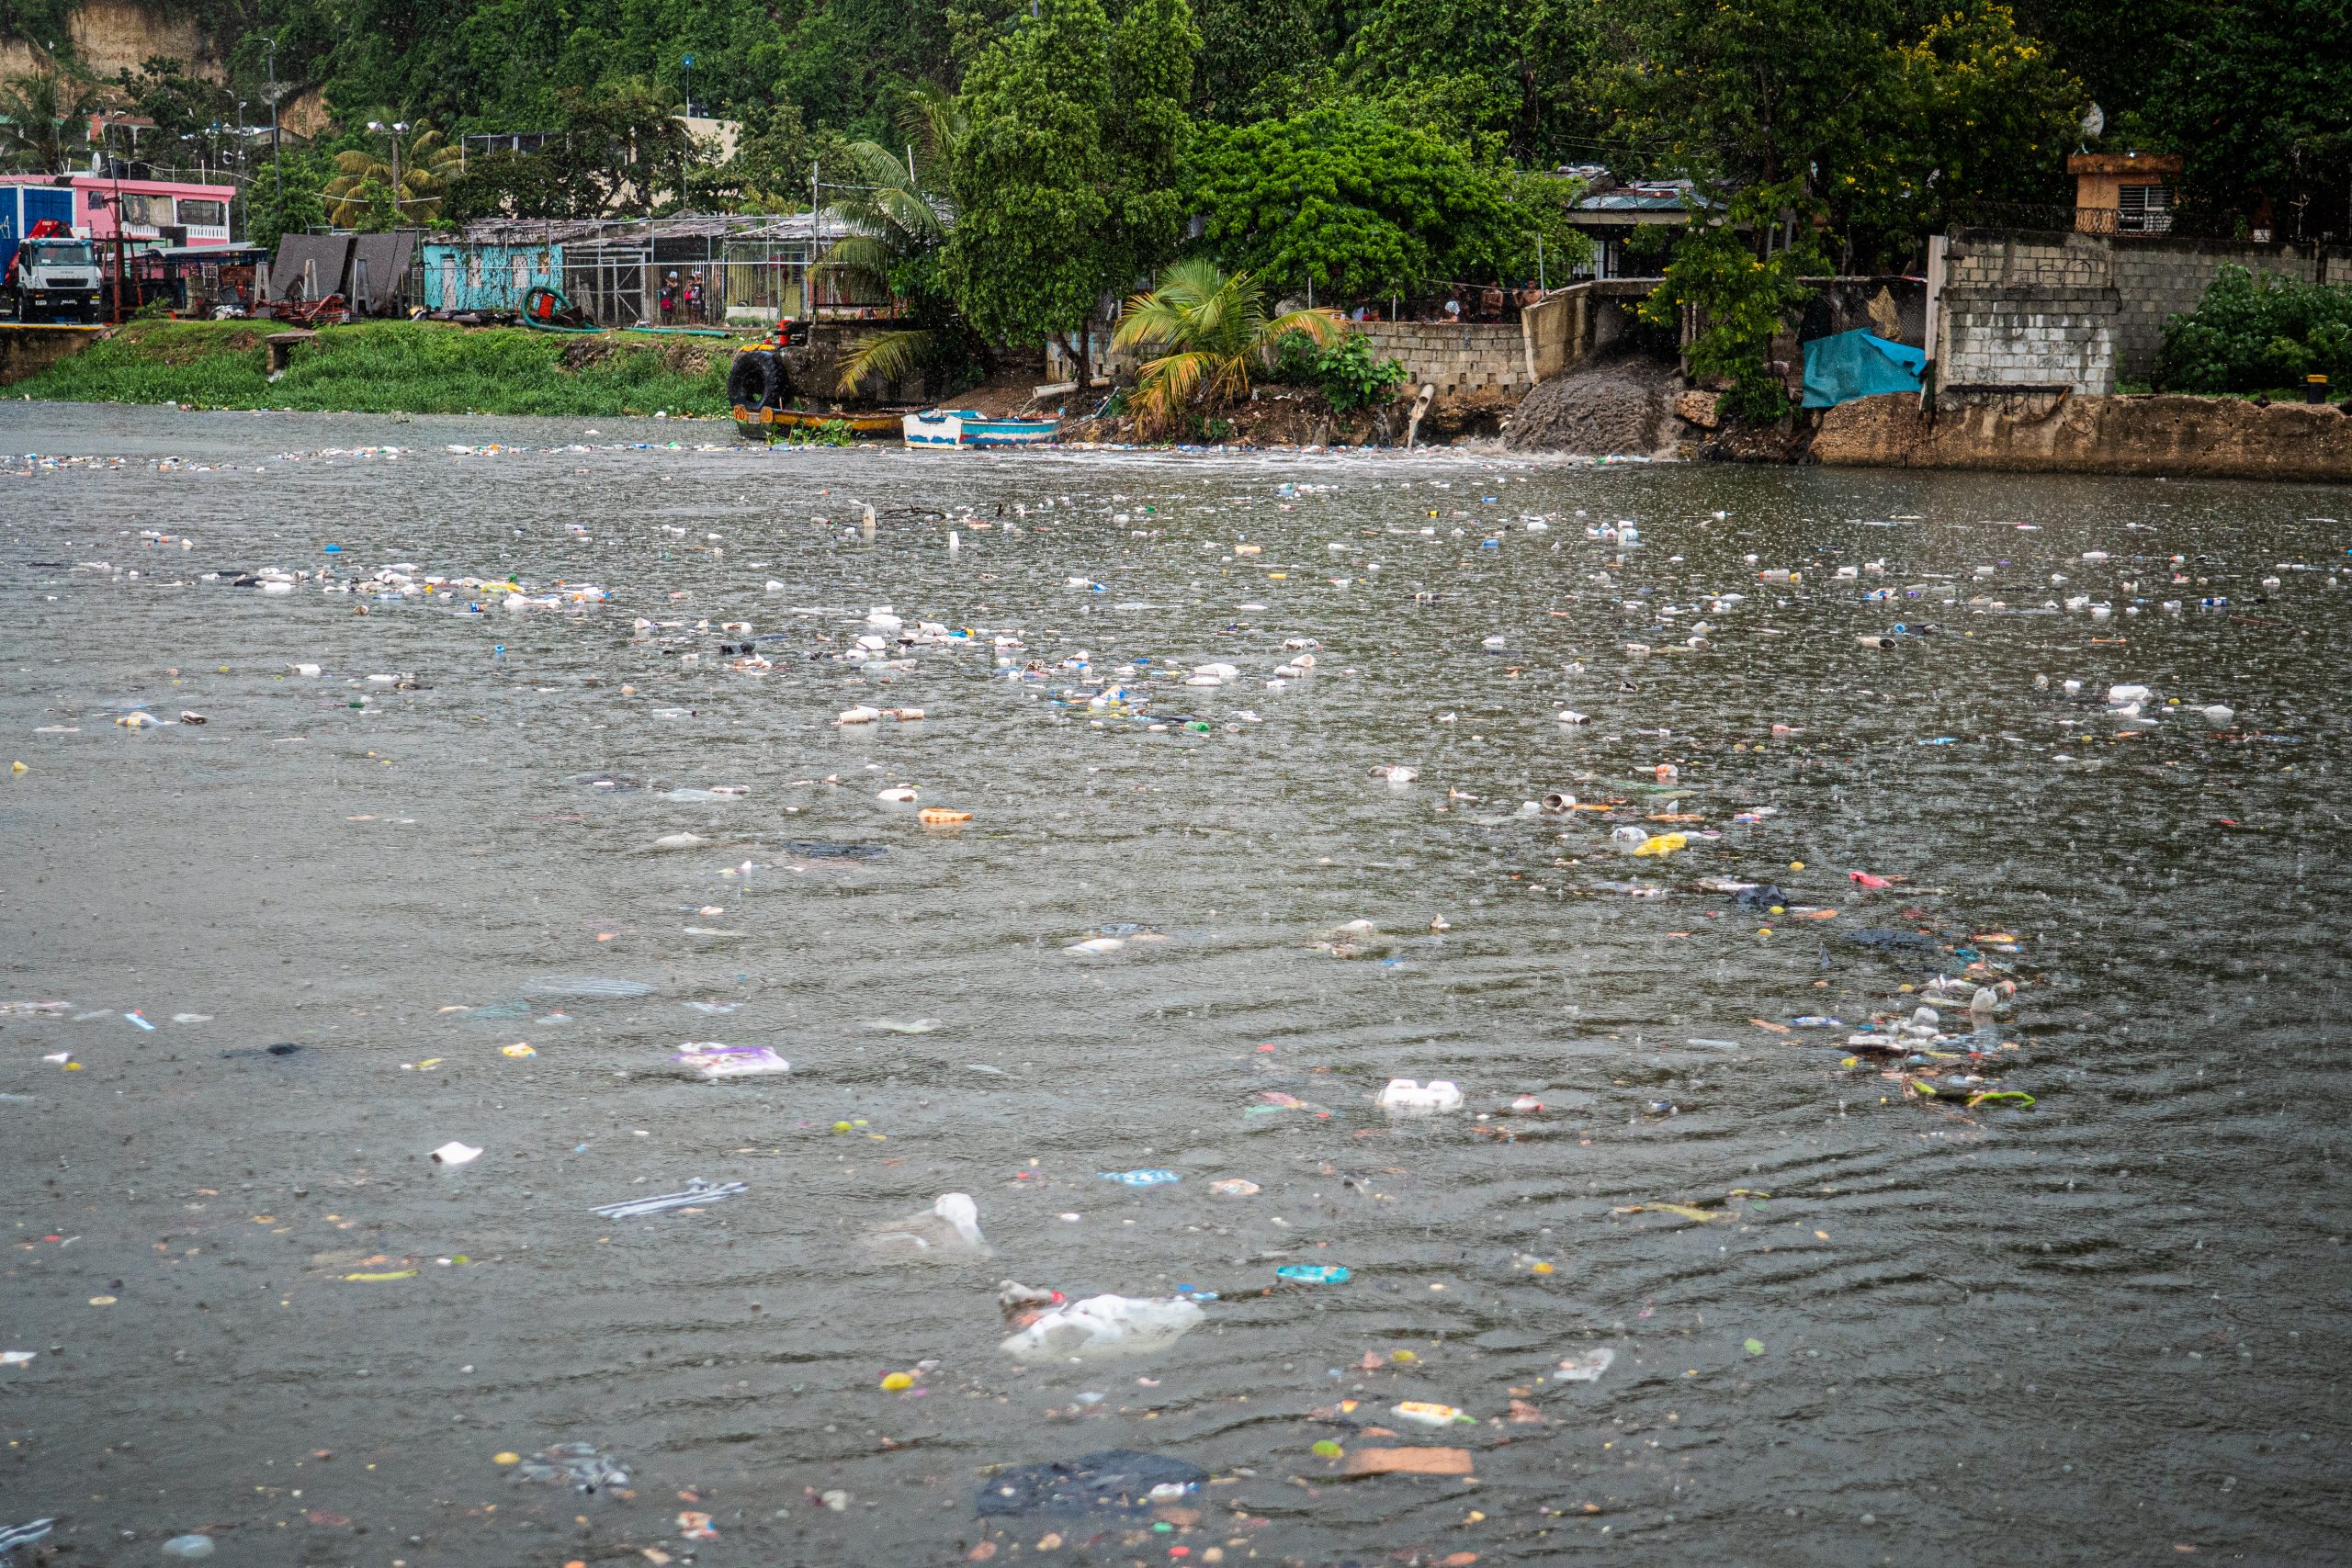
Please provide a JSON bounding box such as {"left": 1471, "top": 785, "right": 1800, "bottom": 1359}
{"left": 13, "top": 318, "right": 737, "bottom": 417}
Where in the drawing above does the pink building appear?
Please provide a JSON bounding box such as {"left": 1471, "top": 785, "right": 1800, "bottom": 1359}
{"left": 0, "top": 174, "right": 239, "bottom": 245}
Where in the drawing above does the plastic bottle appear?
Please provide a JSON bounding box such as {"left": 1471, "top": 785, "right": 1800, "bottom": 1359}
{"left": 999, "top": 1294, "right": 1204, "bottom": 1360}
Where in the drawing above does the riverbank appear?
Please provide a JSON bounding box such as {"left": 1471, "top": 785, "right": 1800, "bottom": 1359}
{"left": 1811, "top": 389, "right": 2352, "bottom": 481}
{"left": 6, "top": 319, "right": 737, "bottom": 418}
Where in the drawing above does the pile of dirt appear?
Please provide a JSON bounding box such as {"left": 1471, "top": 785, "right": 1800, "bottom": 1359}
{"left": 648, "top": 337, "right": 728, "bottom": 377}
{"left": 955, "top": 372, "right": 1086, "bottom": 419}
{"left": 558, "top": 337, "right": 615, "bottom": 371}
{"left": 1503, "top": 350, "right": 1682, "bottom": 455}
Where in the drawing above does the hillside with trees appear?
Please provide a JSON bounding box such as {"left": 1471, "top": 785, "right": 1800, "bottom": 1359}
{"left": 2, "top": 0, "right": 2343, "bottom": 416}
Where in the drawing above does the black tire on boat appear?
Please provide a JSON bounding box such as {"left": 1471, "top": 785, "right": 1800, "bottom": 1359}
{"left": 728, "top": 348, "right": 785, "bottom": 411}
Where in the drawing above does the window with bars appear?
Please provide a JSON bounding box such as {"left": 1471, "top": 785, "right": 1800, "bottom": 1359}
{"left": 2119, "top": 184, "right": 2173, "bottom": 233}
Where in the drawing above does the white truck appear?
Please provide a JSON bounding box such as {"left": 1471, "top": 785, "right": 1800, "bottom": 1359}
{"left": 7, "top": 231, "right": 102, "bottom": 322}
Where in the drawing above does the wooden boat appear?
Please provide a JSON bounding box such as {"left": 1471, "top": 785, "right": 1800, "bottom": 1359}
{"left": 731, "top": 403, "right": 906, "bottom": 440}
{"left": 903, "top": 408, "right": 1061, "bottom": 448}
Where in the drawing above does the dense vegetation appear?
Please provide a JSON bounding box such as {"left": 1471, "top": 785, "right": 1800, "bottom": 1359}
{"left": 6, "top": 0, "right": 2340, "bottom": 252}
{"left": 12, "top": 319, "right": 732, "bottom": 413}
{"left": 2, "top": 0, "right": 2345, "bottom": 418}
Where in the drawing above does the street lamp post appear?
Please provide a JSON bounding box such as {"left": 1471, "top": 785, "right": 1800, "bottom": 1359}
{"left": 366, "top": 119, "right": 409, "bottom": 221}
{"left": 232, "top": 101, "right": 249, "bottom": 241}
{"left": 682, "top": 53, "right": 695, "bottom": 118}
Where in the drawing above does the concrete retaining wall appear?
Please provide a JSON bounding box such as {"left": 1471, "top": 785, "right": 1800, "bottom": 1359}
{"left": 0, "top": 324, "right": 101, "bottom": 386}
{"left": 1813, "top": 389, "right": 2352, "bottom": 481}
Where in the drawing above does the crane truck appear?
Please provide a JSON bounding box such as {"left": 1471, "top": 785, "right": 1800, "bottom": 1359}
{"left": 6, "top": 219, "right": 102, "bottom": 323}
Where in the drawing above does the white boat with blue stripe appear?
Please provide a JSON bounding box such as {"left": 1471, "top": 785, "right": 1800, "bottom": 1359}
{"left": 902, "top": 409, "right": 1060, "bottom": 448}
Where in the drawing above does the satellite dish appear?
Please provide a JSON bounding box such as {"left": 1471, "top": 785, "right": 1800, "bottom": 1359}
{"left": 2081, "top": 102, "right": 2106, "bottom": 140}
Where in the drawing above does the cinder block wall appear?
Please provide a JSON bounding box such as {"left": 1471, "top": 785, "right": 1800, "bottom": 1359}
{"left": 1938, "top": 231, "right": 2121, "bottom": 392}
{"left": 2107, "top": 241, "right": 2347, "bottom": 380}
{"left": 1355, "top": 322, "right": 1530, "bottom": 395}
{"left": 1939, "top": 229, "right": 2352, "bottom": 392}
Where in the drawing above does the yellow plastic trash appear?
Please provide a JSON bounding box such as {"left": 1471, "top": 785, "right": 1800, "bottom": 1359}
{"left": 1631, "top": 832, "right": 1689, "bottom": 857}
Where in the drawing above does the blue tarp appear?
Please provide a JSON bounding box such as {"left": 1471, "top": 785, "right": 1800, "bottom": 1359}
{"left": 1801, "top": 330, "right": 1927, "bottom": 410}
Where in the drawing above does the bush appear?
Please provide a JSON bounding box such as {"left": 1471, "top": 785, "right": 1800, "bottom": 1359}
{"left": 1637, "top": 180, "right": 1824, "bottom": 423}
{"left": 786, "top": 418, "right": 854, "bottom": 446}
{"left": 2158, "top": 265, "right": 2352, "bottom": 394}
{"left": 1266, "top": 329, "right": 1408, "bottom": 412}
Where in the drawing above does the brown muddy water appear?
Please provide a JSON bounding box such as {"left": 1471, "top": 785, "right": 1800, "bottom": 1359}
{"left": 2, "top": 403, "right": 2349, "bottom": 1568}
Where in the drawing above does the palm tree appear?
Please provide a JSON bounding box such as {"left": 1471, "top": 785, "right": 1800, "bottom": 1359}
{"left": 1112, "top": 259, "right": 1344, "bottom": 434}
{"left": 829, "top": 132, "right": 959, "bottom": 394}
{"left": 322, "top": 123, "right": 463, "bottom": 229}
{"left": 0, "top": 70, "right": 101, "bottom": 174}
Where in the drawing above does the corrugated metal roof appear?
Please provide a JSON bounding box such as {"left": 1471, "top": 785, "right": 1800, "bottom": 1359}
{"left": 1576, "top": 181, "right": 1696, "bottom": 212}
{"left": 442, "top": 211, "right": 856, "bottom": 250}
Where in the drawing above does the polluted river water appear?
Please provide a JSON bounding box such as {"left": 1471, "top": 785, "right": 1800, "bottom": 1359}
{"left": 2, "top": 403, "right": 2348, "bottom": 1567}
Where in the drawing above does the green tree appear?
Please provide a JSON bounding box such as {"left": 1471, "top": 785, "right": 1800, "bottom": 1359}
{"left": 439, "top": 82, "right": 694, "bottom": 219}
{"left": 444, "top": 147, "right": 570, "bottom": 221}
{"left": 243, "top": 143, "right": 334, "bottom": 249}
{"left": 1184, "top": 103, "right": 1511, "bottom": 300}
{"left": 942, "top": 0, "right": 1194, "bottom": 358}
{"left": 0, "top": 68, "right": 100, "bottom": 173}
{"left": 1588, "top": 0, "right": 2085, "bottom": 270}
{"left": 1587, "top": 0, "right": 1897, "bottom": 190}
{"left": 1111, "top": 255, "right": 1342, "bottom": 431}
{"left": 2141, "top": 0, "right": 2351, "bottom": 240}
{"left": 1191, "top": 0, "right": 1322, "bottom": 123}
{"left": 1839, "top": 5, "right": 2083, "bottom": 261}
{"left": 1498, "top": 167, "right": 1594, "bottom": 283}
{"left": 1103, "top": 0, "right": 1199, "bottom": 285}
{"left": 113, "top": 55, "right": 237, "bottom": 142}
{"left": 2005, "top": 0, "right": 2207, "bottom": 139}
{"left": 942, "top": 0, "right": 1112, "bottom": 356}
{"left": 1339, "top": 0, "right": 1594, "bottom": 161}
{"left": 1637, "top": 179, "right": 1826, "bottom": 421}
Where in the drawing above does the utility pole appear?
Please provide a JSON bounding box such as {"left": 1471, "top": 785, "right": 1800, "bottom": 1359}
{"left": 266, "top": 39, "right": 282, "bottom": 202}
